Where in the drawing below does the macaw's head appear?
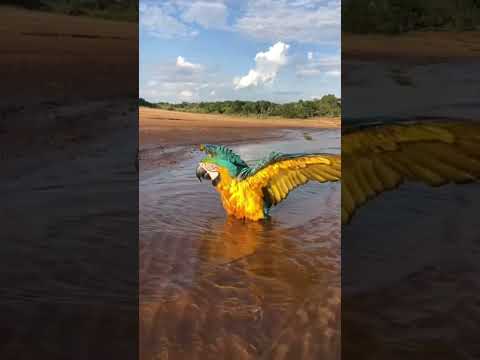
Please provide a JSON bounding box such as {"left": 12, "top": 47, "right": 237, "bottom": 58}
{"left": 196, "top": 144, "right": 248, "bottom": 186}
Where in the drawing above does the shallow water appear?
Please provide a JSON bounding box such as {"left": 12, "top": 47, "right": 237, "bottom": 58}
{"left": 140, "top": 129, "right": 340, "bottom": 359}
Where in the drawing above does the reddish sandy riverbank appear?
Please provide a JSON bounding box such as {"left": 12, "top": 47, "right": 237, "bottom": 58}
{"left": 139, "top": 107, "right": 341, "bottom": 170}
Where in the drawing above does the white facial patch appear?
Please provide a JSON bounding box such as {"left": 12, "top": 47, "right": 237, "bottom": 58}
{"left": 201, "top": 163, "right": 219, "bottom": 181}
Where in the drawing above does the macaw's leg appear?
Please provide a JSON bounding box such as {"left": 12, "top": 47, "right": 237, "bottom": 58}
{"left": 262, "top": 189, "right": 273, "bottom": 221}
{"left": 263, "top": 204, "right": 271, "bottom": 220}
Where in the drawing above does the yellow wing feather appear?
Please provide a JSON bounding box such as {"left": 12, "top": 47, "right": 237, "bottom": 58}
{"left": 342, "top": 121, "right": 480, "bottom": 224}
{"left": 244, "top": 154, "right": 341, "bottom": 206}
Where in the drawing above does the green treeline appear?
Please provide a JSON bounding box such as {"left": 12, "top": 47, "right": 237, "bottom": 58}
{"left": 139, "top": 96, "right": 341, "bottom": 119}
{"left": 3, "top": 0, "right": 137, "bottom": 22}
{"left": 343, "top": 0, "right": 480, "bottom": 34}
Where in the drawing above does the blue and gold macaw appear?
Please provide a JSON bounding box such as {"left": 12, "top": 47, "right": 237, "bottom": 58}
{"left": 196, "top": 144, "right": 341, "bottom": 221}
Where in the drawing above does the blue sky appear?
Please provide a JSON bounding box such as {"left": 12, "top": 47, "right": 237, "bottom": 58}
{"left": 140, "top": 0, "right": 340, "bottom": 103}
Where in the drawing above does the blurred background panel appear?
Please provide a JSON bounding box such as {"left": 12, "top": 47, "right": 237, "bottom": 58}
{"left": 0, "top": 2, "right": 138, "bottom": 359}
{"left": 342, "top": 0, "right": 480, "bottom": 359}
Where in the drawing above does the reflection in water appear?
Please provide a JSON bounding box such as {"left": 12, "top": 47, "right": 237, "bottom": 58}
{"left": 198, "top": 218, "right": 266, "bottom": 264}
{"left": 140, "top": 130, "right": 340, "bottom": 359}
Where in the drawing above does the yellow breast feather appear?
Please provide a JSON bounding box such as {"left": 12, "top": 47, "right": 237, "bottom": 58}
{"left": 216, "top": 168, "right": 265, "bottom": 220}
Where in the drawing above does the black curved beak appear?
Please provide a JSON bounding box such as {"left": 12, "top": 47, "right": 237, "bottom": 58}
{"left": 196, "top": 165, "right": 210, "bottom": 182}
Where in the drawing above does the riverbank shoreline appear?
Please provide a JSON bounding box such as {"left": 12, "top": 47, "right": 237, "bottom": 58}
{"left": 343, "top": 31, "right": 480, "bottom": 64}
{"left": 139, "top": 107, "right": 340, "bottom": 171}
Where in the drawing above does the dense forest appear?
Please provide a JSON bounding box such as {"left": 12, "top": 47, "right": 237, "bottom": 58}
{"left": 139, "top": 96, "right": 341, "bottom": 119}
{"left": 343, "top": 0, "right": 480, "bottom": 34}
{"left": 3, "top": 0, "right": 137, "bottom": 21}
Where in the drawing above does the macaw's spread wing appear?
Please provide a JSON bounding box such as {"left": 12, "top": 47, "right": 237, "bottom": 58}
{"left": 239, "top": 152, "right": 341, "bottom": 206}
{"left": 342, "top": 121, "right": 480, "bottom": 224}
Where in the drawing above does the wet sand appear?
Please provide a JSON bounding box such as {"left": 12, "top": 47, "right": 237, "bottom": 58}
{"left": 0, "top": 6, "right": 137, "bottom": 106}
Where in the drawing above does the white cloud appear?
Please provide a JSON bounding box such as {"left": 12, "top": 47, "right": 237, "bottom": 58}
{"left": 140, "top": 2, "right": 192, "bottom": 39}
{"left": 307, "top": 51, "right": 313, "bottom": 60}
{"left": 140, "top": 1, "right": 229, "bottom": 38}
{"left": 180, "top": 90, "right": 194, "bottom": 98}
{"left": 298, "top": 69, "right": 320, "bottom": 76}
{"left": 210, "top": 90, "right": 216, "bottom": 95}
{"left": 181, "top": 1, "right": 228, "bottom": 29}
{"left": 296, "top": 54, "right": 340, "bottom": 77}
{"left": 176, "top": 56, "right": 202, "bottom": 70}
{"left": 140, "top": 0, "right": 340, "bottom": 44}
{"left": 234, "top": 41, "right": 290, "bottom": 89}
{"left": 140, "top": 55, "right": 225, "bottom": 103}
{"left": 235, "top": 0, "right": 340, "bottom": 44}
{"left": 326, "top": 70, "right": 341, "bottom": 77}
